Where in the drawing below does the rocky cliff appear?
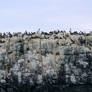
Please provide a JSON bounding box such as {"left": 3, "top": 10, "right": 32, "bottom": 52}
{"left": 0, "top": 31, "right": 92, "bottom": 92}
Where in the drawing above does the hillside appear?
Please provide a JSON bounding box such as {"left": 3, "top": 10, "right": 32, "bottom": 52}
{"left": 0, "top": 31, "right": 92, "bottom": 92}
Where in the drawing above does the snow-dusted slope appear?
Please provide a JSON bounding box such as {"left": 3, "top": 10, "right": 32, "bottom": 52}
{"left": 0, "top": 32, "right": 92, "bottom": 91}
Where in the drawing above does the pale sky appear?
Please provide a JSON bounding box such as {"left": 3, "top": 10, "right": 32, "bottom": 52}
{"left": 0, "top": 0, "right": 92, "bottom": 33}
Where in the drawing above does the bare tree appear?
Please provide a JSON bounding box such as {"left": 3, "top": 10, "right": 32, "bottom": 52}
{"left": 6, "top": 36, "right": 11, "bottom": 73}
{"left": 39, "top": 33, "right": 44, "bottom": 74}
{"left": 53, "top": 36, "right": 56, "bottom": 72}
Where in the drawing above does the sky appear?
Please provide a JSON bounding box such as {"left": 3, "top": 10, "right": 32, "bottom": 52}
{"left": 0, "top": 0, "right": 92, "bottom": 33}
